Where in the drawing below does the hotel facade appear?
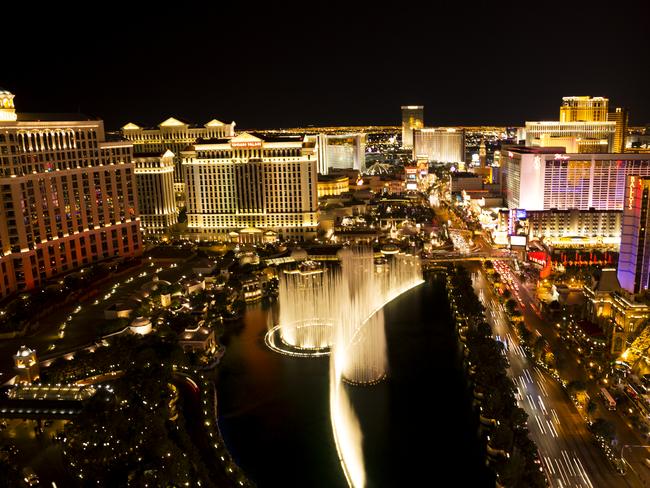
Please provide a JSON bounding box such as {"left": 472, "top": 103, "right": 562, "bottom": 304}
{"left": 133, "top": 150, "right": 177, "bottom": 235}
{"left": 413, "top": 127, "right": 465, "bottom": 164}
{"left": 525, "top": 96, "right": 627, "bottom": 154}
{"left": 316, "top": 133, "right": 365, "bottom": 174}
{"left": 559, "top": 96, "right": 609, "bottom": 122}
{"left": 182, "top": 132, "right": 318, "bottom": 241}
{"left": 618, "top": 176, "right": 650, "bottom": 294}
{"left": 0, "top": 90, "right": 142, "bottom": 297}
{"left": 121, "top": 117, "right": 235, "bottom": 197}
{"left": 524, "top": 121, "right": 615, "bottom": 153}
{"left": 498, "top": 208, "right": 623, "bottom": 247}
{"left": 502, "top": 146, "right": 650, "bottom": 211}
{"left": 401, "top": 105, "right": 424, "bottom": 149}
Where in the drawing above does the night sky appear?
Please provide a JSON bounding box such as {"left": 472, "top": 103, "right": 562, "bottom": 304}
{"left": 4, "top": 2, "right": 649, "bottom": 130}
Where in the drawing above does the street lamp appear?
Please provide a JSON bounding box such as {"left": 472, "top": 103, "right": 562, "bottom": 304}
{"left": 620, "top": 444, "right": 650, "bottom": 476}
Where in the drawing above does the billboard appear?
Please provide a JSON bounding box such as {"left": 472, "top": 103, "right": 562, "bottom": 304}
{"left": 510, "top": 235, "right": 527, "bottom": 247}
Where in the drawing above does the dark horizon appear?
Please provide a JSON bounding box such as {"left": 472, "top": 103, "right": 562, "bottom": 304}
{"left": 3, "top": 2, "right": 650, "bottom": 131}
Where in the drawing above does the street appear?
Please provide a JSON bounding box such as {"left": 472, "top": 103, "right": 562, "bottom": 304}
{"left": 472, "top": 266, "right": 643, "bottom": 488}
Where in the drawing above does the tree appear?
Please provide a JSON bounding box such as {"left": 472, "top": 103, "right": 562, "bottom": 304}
{"left": 505, "top": 299, "right": 519, "bottom": 315}
{"left": 587, "top": 399, "right": 598, "bottom": 418}
{"left": 591, "top": 418, "right": 616, "bottom": 442}
{"left": 567, "top": 380, "right": 587, "bottom": 396}
{"left": 532, "top": 336, "right": 547, "bottom": 361}
{"left": 517, "top": 322, "right": 531, "bottom": 344}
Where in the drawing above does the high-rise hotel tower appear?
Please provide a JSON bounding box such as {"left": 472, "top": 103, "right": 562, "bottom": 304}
{"left": 133, "top": 150, "right": 177, "bottom": 235}
{"left": 401, "top": 106, "right": 424, "bottom": 149}
{"left": 618, "top": 176, "right": 650, "bottom": 294}
{"left": 0, "top": 90, "right": 142, "bottom": 297}
{"left": 182, "top": 132, "right": 318, "bottom": 241}
{"left": 559, "top": 96, "right": 609, "bottom": 122}
{"left": 122, "top": 117, "right": 235, "bottom": 201}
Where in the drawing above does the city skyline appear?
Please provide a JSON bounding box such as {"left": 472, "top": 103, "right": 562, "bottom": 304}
{"left": 3, "top": 4, "right": 649, "bottom": 130}
{"left": 2, "top": 5, "right": 650, "bottom": 487}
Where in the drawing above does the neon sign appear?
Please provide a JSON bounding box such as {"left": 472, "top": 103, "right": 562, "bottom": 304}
{"left": 231, "top": 141, "right": 262, "bottom": 148}
{"left": 628, "top": 176, "right": 637, "bottom": 210}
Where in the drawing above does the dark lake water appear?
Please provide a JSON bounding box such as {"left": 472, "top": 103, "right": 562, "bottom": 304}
{"left": 216, "top": 273, "right": 494, "bottom": 487}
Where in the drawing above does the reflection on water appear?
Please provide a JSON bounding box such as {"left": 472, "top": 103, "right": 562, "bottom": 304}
{"left": 216, "top": 274, "right": 493, "bottom": 487}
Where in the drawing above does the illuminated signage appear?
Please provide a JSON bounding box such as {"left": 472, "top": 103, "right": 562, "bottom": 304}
{"left": 231, "top": 141, "right": 262, "bottom": 148}
{"left": 628, "top": 176, "right": 638, "bottom": 210}
{"left": 554, "top": 154, "right": 570, "bottom": 160}
{"left": 528, "top": 251, "right": 548, "bottom": 267}
{"left": 510, "top": 235, "right": 527, "bottom": 247}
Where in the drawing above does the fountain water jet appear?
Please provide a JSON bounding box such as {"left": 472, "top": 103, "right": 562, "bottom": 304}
{"left": 268, "top": 247, "right": 424, "bottom": 487}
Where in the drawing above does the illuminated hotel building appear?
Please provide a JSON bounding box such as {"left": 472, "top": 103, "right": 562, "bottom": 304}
{"left": 316, "top": 133, "right": 365, "bottom": 174}
{"left": 133, "top": 150, "right": 177, "bottom": 235}
{"left": 121, "top": 117, "right": 235, "bottom": 197}
{"left": 503, "top": 146, "right": 650, "bottom": 211}
{"left": 401, "top": 105, "right": 424, "bottom": 149}
{"left": 524, "top": 121, "right": 615, "bottom": 153}
{"left": 525, "top": 97, "right": 618, "bottom": 153}
{"left": 0, "top": 90, "right": 142, "bottom": 298}
{"left": 512, "top": 208, "right": 623, "bottom": 246}
{"left": 413, "top": 128, "right": 465, "bottom": 163}
{"left": 584, "top": 269, "right": 650, "bottom": 355}
{"left": 317, "top": 174, "right": 349, "bottom": 198}
{"left": 182, "top": 132, "right": 318, "bottom": 241}
{"left": 559, "top": 96, "right": 609, "bottom": 122}
{"left": 617, "top": 176, "right": 650, "bottom": 294}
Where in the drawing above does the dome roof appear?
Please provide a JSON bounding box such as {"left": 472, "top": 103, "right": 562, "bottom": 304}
{"left": 16, "top": 345, "right": 34, "bottom": 357}
{"left": 291, "top": 247, "right": 308, "bottom": 261}
{"left": 129, "top": 316, "right": 153, "bottom": 335}
{"left": 140, "top": 276, "right": 172, "bottom": 293}
{"left": 131, "top": 316, "right": 151, "bottom": 328}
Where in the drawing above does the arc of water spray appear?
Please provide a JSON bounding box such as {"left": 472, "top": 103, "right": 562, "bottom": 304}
{"left": 328, "top": 251, "right": 424, "bottom": 488}
{"left": 269, "top": 249, "right": 424, "bottom": 488}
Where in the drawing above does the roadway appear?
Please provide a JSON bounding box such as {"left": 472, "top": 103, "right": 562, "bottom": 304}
{"left": 471, "top": 266, "right": 641, "bottom": 488}
{"left": 490, "top": 259, "right": 650, "bottom": 485}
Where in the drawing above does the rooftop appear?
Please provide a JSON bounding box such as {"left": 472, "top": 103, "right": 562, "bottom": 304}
{"left": 591, "top": 268, "right": 621, "bottom": 292}
{"left": 505, "top": 145, "right": 567, "bottom": 155}
{"left": 16, "top": 113, "right": 99, "bottom": 122}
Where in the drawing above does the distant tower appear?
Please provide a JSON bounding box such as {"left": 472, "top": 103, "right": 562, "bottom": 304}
{"left": 401, "top": 105, "right": 424, "bottom": 149}
{"left": 13, "top": 346, "right": 39, "bottom": 384}
{"left": 559, "top": 96, "right": 609, "bottom": 122}
{"left": 0, "top": 89, "right": 17, "bottom": 122}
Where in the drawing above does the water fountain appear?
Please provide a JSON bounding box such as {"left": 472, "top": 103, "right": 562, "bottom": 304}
{"left": 266, "top": 247, "right": 424, "bottom": 487}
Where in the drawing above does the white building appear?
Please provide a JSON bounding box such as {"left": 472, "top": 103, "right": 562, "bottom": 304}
{"left": 317, "top": 133, "right": 365, "bottom": 174}
{"left": 182, "top": 132, "right": 318, "bottom": 241}
{"left": 502, "top": 146, "right": 650, "bottom": 211}
{"left": 413, "top": 128, "right": 465, "bottom": 163}
{"left": 133, "top": 150, "right": 178, "bottom": 235}
{"left": 122, "top": 117, "right": 235, "bottom": 197}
